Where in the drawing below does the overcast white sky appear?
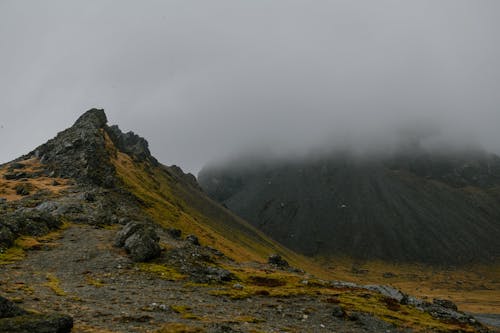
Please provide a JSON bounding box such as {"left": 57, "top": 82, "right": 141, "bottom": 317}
{"left": 1, "top": 1, "right": 499, "bottom": 173}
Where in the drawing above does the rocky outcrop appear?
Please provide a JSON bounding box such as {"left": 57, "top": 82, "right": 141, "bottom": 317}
{"left": 0, "top": 296, "right": 73, "bottom": 333}
{"left": 0, "top": 210, "right": 62, "bottom": 250}
{"left": 267, "top": 254, "right": 289, "bottom": 269}
{"left": 115, "top": 222, "right": 161, "bottom": 262}
{"left": 28, "top": 108, "right": 116, "bottom": 187}
{"left": 106, "top": 125, "right": 157, "bottom": 165}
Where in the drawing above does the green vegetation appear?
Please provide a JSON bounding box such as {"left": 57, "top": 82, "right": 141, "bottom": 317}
{"left": 136, "top": 262, "right": 187, "bottom": 281}
{"left": 0, "top": 246, "right": 25, "bottom": 265}
{"left": 170, "top": 305, "right": 200, "bottom": 320}
{"left": 108, "top": 137, "right": 330, "bottom": 278}
{"left": 156, "top": 323, "right": 204, "bottom": 333}
{"left": 44, "top": 273, "right": 66, "bottom": 296}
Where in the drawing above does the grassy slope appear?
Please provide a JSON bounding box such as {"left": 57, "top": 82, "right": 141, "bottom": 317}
{"left": 108, "top": 141, "right": 327, "bottom": 278}
{"left": 318, "top": 256, "right": 500, "bottom": 314}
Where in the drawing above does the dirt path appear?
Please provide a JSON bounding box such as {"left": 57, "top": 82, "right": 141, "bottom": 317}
{"left": 0, "top": 225, "right": 408, "bottom": 333}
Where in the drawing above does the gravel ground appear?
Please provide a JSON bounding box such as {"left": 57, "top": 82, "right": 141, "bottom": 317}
{"left": 0, "top": 225, "right": 412, "bottom": 333}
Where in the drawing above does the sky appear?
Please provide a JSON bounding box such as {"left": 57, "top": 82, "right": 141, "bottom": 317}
{"left": 1, "top": 0, "right": 499, "bottom": 174}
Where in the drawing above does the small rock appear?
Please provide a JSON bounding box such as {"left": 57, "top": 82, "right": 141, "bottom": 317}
{"left": 0, "top": 296, "right": 26, "bottom": 318}
{"left": 167, "top": 228, "right": 182, "bottom": 239}
{"left": 268, "top": 254, "right": 289, "bottom": 268}
{"left": 15, "top": 184, "right": 30, "bottom": 196}
{"left": 232, "top": 283, "right": 244, "bottom": 290}
{"left": 433, "top": 298, "right": 458, "bottom": 311}
{"left": 382, "top": 272, "right": 396, "bottom": 278}
{"left": 331, "top": 305, "right": 346, "bottom": 318}
{"left": 83, "top": 192, "right": 95, "bottom": 202}
{"left": 186, "top": 234, "right": 200, "bottom": 246}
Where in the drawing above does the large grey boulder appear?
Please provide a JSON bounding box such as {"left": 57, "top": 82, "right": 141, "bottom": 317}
{"left": 115, "top": 222, "right": 161, "bottom": 262}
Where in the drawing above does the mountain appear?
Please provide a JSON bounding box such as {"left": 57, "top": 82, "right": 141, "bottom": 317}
{"left": 0, "top": 109, "right": 494, "bottom": 332}
{"left": 198, "top": 148, "right": 500, "bottom": 265}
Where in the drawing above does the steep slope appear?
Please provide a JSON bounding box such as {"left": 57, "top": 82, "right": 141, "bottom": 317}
{"left": 198, "top": 150, "right": 500, "bottom": 265}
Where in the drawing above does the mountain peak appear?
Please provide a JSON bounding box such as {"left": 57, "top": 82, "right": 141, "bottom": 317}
{"left": 73, "top": 108, "right": 107, "bottom": 129}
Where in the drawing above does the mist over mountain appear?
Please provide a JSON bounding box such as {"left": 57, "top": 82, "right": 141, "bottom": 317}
{"left": 199, "top": 142, "right": 500, "bottom": 265}
{"left": 1, "top": 1, "right": 500, "bottom": 173}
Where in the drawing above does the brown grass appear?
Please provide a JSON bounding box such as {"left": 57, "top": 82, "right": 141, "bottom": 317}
{"left": 0, "top": 158, "right": 71, "bottom": 202}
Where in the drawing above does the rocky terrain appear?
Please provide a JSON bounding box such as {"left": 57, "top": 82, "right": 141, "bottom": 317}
{"left": 198, "top": 149, "right": 500, "bottom": 264}
{"left": 0, "top": 109, "right": 496, "bottom": 332}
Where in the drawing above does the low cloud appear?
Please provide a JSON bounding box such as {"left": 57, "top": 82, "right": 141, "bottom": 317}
{"left": 1, "top": 0, "right": 499, "bottom": 173}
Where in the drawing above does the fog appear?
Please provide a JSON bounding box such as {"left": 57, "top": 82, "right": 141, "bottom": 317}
{"left": 1, "top": 1, "right": 499, "bottom": 173}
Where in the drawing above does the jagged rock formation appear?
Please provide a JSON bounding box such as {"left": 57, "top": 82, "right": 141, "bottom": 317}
{"left": 199, "top": 150, "right": 500, "bottom": 264}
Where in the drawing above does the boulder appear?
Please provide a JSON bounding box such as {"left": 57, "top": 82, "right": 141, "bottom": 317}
{"left": 0, "top": 296, "right": 26, "bottom": 318}
{"left": 114, "top": 222, "right": 145, "bottom": 248}
{"left": 166, "top": 228, "right": 182, "bottom": 239}
{"left": 115, "top": 222, "right": 161, "bottom": 262}
{"left": 364, "top": 285, "right": 406, "bottom": 303}
{"left": 268, "top": 254, "right": 289, "bottom": 268}
{"left": 124, "top": 230, "right": 161, "bottom": 262}
{"left": 0, "top": 226, "right": 15, "bottom": 249}
{"left": 186, "top": 235, "right": 200, "bottom": 246}
{"left": 0, "top": 313, "right": 73, "bottom": 333}
{"left": 433, "top": 298, "right": 458, "bottom": 311}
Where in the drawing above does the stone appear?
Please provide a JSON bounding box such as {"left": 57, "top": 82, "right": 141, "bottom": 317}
{"left": 0, "top": 296, "right": 26, "bottom": 318}
{"left": 114, "top": 222, "right": 144, "bottom": 248}
{"left": 83, "top": 192, "right": 95, "bottom": 202}
{"left": 166, "top": 228, "right": 182, "bottom": 239}
{"left": 331, "top": 305, "right": 346, "bottom": 318}
{"left": 186, "top": 234, "right": 200, "bottom": 246}
{"left": 0, "top": 226, "right": 15, "bottom": 249}
{"left": 433, "top": 298, "right": 458, "bottom": 311}
{"left": 268, "top": 254, "right": 289, "bottom": 268}
{"left": 363, "top": 285, "right": 406, "bottom": 303}
{"left": 123, "top": 229, "right": 161, "bottom": 262}
{"left": 15, "top": 184, "right": 30, "bottom": 196}
{"left": 0, "top": 313, "right": 73, "bottom": 333}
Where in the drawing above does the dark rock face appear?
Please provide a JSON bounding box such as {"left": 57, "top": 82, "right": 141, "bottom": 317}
{"left": 199, "top": 150, "right": 500, "bottom": 264}
{"left": 0, "top": 296, "right": 73, "bottom": 333}
{"left": 115, "top": 222, "right": 161, "bottom": 262}
{"left": 106, "top": 125, "right": 157, "bottom": 164}
{"left": 29, "top": 108, "right": 115, "bottom": 187}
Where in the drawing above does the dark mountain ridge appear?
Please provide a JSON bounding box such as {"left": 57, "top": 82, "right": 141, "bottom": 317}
{"left": 199, "top": 147, "right": 500, "bottom": 265}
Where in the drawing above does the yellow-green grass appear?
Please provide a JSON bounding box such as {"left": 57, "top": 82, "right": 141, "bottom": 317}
{"left": 318, "top": 256, "right": 500, "bottom": 314}
{"left": 106, "top": 132, "right": 330, "bottom": 278}
{"left": 44, "top": 273, "right": 66, "bottom": 296}
{"left": 209, "top": 265, "right": 480, "bottom": 332}
{"left": 137, "top": 262, "right": 187, "bottom": 281}
{"left": 156, "top": 323, "right": 204, "bottom": 333}
{"left": 0, "top": 222, "right": 71, "bottom": 265}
